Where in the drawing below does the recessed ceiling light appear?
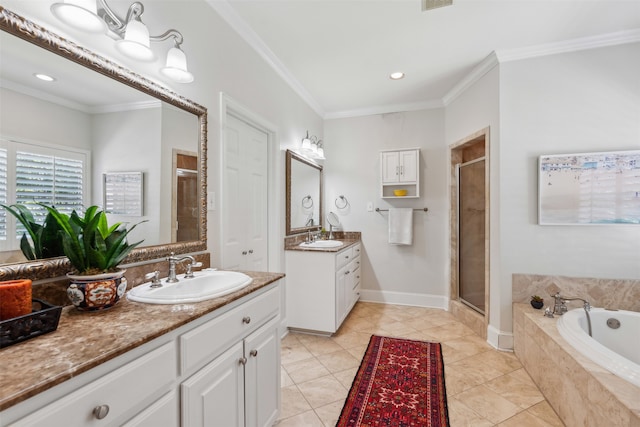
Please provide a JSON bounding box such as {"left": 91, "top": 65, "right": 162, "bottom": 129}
{"left": 34, "top": 73, "right": 56, "bottom": 82}
{"left": 390, "top": 72, "right": 405, "bottom": 80}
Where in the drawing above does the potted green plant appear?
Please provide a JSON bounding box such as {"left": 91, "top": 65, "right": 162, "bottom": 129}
{"left": 530, "top": 295, "right": 544, "bottom": 309}
{"left": 1, "top": 203, "right": 65, "bottom": 260}
{"left": 42, "top": 204, "right": 145, "bottom": 311}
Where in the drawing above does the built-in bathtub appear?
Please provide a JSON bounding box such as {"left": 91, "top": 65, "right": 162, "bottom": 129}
{"left": 513, "top": 303, "right": 640, "bottom": 427}
{"left": 557, "top": 307, "right": 640, "bottom": 388}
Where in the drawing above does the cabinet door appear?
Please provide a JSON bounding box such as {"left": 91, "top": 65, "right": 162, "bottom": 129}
{"left": 381, "top": 151, "right": 400, "bottom": 183}
{"left": 244, "top": 317, "right": 280, "bottom": 427}
{"left": 181, "top": 342, "right": 245, "bottom": 427}
{"left": 399, "top": 150, "right": 418, "bottom": 183}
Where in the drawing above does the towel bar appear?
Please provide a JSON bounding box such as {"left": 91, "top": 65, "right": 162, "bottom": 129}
{"left": 376, "top": 207, "right": 428, "bottom": 212}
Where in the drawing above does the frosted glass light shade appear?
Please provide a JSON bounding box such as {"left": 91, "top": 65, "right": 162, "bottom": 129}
{"left": 316, "top": 146, "right": 325, "bottom": 158}
{"left": 51, "top": 0, "right": 106, "bottom": 33}
{"left": 301, "top": 133, "right": 311, "bottom": 150}
{"left": 160, "top": 47, "right": 194, "bottom": 83}
{"left": 115, "top": 19, "right": 155, "bottom": 61}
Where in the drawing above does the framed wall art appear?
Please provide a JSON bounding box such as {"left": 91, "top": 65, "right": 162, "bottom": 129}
{"left": 103, "top": 171, "right": 144, "bottom": 216}
{"left": 538, "top": 150, "right": 640, "bottom": 225}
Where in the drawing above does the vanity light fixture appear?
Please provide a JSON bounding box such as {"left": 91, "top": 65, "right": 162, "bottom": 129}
{"left": 300, "top": 131, "right": 325, "bottom": 160}
{"left": 390, "top": 72, "right": 405, "bottom": 80}
{"left": 50, "top": 0, "right": 194, "bottom": 83}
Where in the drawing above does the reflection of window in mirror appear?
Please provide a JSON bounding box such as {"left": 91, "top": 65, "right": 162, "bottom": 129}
{"left": 0, "top": 138, "right": 89, "bottom": 258}
{"left": 172, "top": 150, "right": 198, "bottom": 242}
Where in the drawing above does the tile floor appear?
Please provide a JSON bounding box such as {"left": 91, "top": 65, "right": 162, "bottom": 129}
{"left": 276, "top": 301, "right": 565, "bottom": 427}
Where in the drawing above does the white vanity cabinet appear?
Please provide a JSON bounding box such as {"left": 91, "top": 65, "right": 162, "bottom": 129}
{"left": 380, "top": 149, "right": 420, "bottom": 198}
{"left": 180, "top": 288, "right": 280, "bottom": 427}
{"left": 286, "top": 243, "right": 362, "bottom": 334}
{"left": 4, "top": 283, "right": 281, "bottom": 427}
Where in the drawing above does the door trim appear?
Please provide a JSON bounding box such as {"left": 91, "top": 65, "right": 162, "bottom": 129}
{"left": 219, "top": 93, "right": 281, "bottom": 273}
{"left": 448, "top": 127, "right": 490, "bottom": 339}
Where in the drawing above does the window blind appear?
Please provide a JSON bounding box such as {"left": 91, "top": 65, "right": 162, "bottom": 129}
{"left": 0, "top": 140, "right": 88, "bottom": 250}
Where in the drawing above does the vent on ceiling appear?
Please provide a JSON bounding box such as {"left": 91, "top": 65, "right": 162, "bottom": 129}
{"left": 422, "top": 0, "right": 452, "bottom": 12}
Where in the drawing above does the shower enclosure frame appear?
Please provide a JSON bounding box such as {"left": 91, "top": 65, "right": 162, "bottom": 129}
{"left": 456, "top": 156, "right": 486, "bottom": 315}
{"left": 449, "top": 127, "right": 490, "bottom": 339}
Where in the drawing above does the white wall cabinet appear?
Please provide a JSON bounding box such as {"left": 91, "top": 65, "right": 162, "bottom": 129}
{"left": 286, "top": 243, "right": 361, "bottom": 334}
{"left": 380, "top": 149, "right": 420, "bottom": 198}
{"left": 5, "top": 284, "right": 281, "bottom": 427}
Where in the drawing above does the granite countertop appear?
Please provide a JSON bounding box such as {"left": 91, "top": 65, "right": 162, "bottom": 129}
{"left": 0, "top": 271, "right": 284, "bottom": 411}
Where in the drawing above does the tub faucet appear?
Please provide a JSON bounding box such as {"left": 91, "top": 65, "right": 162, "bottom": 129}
{"left": 550, "top": 292, "right": 592, "bottom": 336}
{"left": 166, "top": 253, "right": 202, "bottom": 283}
{"left": 550, "top": 292, "right": 591, "bottom": 315}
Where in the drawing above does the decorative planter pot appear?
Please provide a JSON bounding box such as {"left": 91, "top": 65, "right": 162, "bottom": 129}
{"left": 66, "top": 270, "right": 127, "bottom": 311}
{"left": 530, "top": 300, "right": 544, "bottom": 310}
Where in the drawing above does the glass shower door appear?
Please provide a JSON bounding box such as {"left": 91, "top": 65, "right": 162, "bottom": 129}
{"left": 457, "top": 158, "right": 486, "bottom": 314}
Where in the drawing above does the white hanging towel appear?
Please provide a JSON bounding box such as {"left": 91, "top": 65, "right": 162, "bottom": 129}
{"left": 388, "top": 208, "right": 413, "bottom": 245}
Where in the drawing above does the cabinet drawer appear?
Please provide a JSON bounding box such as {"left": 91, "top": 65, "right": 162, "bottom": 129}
{"left": 336, "top": 247, "right": 353, "bottom": 269}
{"left": 180, "top": 286, "right": 279, "bottom": 374}
{"left": 122, "top": 391, "right": 178, "bottom": 427}
{"left": 12, "top": 342, "right": 176, "bottom": 427}
{"left": 352, "top": 244, "right": 362, "bottom": 258}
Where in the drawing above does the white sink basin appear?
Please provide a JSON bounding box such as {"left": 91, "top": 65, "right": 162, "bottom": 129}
{"left": 299, "top": 240, "right": 344, "bottom": 248}
{"left": 127, "top": 269, "right": 253, "bottom": 304}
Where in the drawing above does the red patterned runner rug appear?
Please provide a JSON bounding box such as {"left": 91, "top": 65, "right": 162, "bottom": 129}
{"left": 336, "top": 335, "right": 449, "bottom": 427}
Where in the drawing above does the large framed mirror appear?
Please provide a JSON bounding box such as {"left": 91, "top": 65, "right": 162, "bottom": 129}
{"left": 286, "top": 150, "right": 323, "bottom": 236}
{"left": 0, "top": 7, "right": 207, "bottom": 280}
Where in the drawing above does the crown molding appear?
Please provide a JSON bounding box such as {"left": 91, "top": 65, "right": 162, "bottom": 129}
{"left": 325, "top": 99, "right": 443, "bottom": 120}
{"left": 442, "top": 29, "right": 640, "bottom": 107}
{"left": 495, "top": 29, "right": 640, "bottom": 63}
{"left": 206, "top": 0, "right": 325, "bottom": 118}
{"left": 442, "top": 52, "right": 499, "bottom": 107}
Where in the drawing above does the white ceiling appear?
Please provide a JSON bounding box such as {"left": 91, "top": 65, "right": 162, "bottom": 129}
{"left": 210, "top": 0, "right": 640, "bottom": 118}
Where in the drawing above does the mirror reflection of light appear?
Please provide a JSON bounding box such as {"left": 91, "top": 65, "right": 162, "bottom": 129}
{"left": 33, "top": 73, "right": 56, "bottom": 82}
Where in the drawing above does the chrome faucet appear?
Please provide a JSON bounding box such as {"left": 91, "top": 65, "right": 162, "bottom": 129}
{"left": 306, "top": 230, "right": 317, "bottom": 243}
{"left": 550, "top": 292, "right": 591, "bottom": 315}
{"left": 166, "top": 253, "right": 202, "bottom": 283}
{"left": 550, "top": 292, "right": 592, "bottom": 336}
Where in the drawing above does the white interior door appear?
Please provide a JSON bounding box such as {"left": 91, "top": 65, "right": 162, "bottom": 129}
{"left": 222, "top": 114, "right": 269, "bottom": 271}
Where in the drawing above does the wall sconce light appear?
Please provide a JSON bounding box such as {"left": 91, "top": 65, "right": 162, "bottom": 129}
{"left": 300, "top": 131, "right": 325, "bottom": 160}
{"left": 51, "top": 0, "right": 194, "bottom": 83}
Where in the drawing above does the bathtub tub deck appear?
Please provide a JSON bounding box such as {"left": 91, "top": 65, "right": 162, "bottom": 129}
{"left": 513, "top": 303, "right": 640, "bottom": 427}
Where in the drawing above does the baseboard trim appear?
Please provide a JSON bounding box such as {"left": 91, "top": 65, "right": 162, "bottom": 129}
{"left": 487, "top": 324, "right": 514, "bottom": 351}
{"left": 359, "top": 289, "right": 448, "bottom": 310}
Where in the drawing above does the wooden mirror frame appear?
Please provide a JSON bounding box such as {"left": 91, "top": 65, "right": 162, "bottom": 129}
{"left": 285, "top": 150, "right": 323, "bottom": 236}
{"left": 0, "top": 7, "right": 207, "bottom": 280}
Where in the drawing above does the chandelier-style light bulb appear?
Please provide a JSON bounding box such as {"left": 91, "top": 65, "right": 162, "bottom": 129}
{"left": 51, "top": 0, "right": 106, "bottom": 33}
{"left": 301, "top": 131, "right": 311, "bottom": 150}
{"left": 115, "top": 18, "right": 155, "bottom": 61}
{"left": 160, "top": 46, "right": 194, "bottom": 83}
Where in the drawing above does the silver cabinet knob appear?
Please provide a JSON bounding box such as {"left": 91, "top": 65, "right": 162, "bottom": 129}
{"left": 242, "top": 251, "right": 248, "bottom": 255}
{"left": 93, "top": 405, "right": 110, "bottom": 420}
{"left": 250, "top": 349, "right": 258, "bottom": 357}
{"left": 248, "top": 249, "right": 254, "bottom": 254}
{"left": 345, "top": 270, "right": 350, "bottom": 275}
{"left": 243, "top": 316, "right": 251, "bottom": 324}
{"left": 239, "top": 357, "right": 247, "bottom": 365}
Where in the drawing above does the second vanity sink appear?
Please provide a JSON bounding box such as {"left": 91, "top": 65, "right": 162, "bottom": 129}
{"left": 127, "top": 268, "right": 253, "bottom": 304}
{"left": 299, "top": 240, "right": 344, "bottom": 248}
